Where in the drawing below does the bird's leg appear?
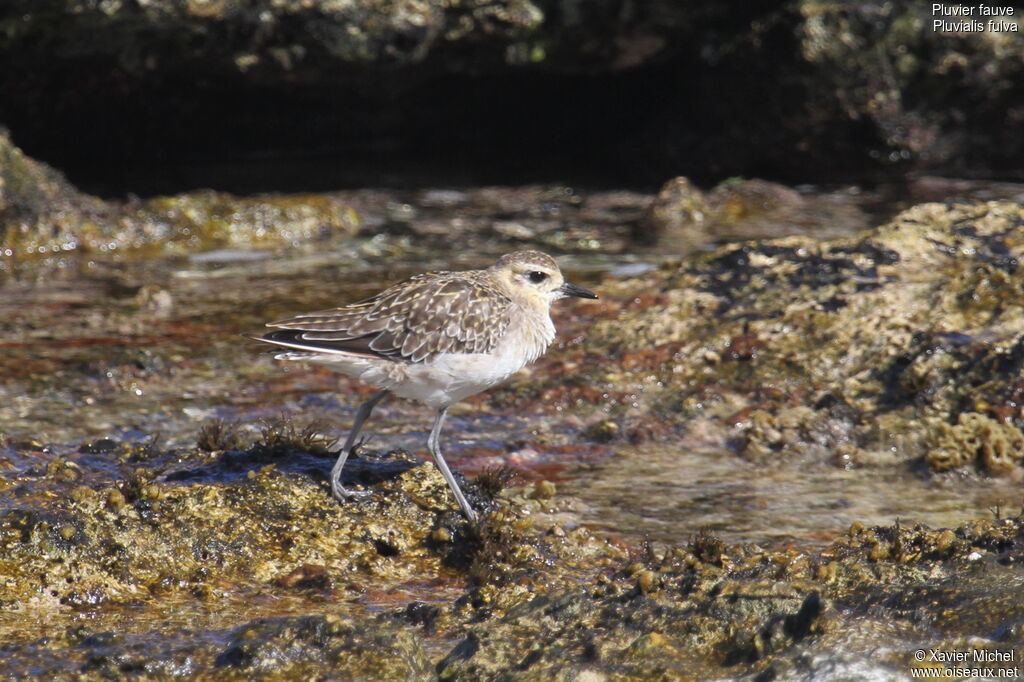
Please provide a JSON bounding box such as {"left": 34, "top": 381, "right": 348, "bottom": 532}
{"left": 427, "top": 407, "right": 479, "bottom": 523}
{"left": 329, "top": 389, "right": 388, "bottom": 502}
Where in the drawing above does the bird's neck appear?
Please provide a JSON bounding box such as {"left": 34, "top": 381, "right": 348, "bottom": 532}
{"left": 508, "top": 301, "right": 556, "bottom": 363}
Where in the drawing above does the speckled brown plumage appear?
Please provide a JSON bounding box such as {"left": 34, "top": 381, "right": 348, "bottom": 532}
{"left": 264, "top": 269, "right": 514, "bottom": 363}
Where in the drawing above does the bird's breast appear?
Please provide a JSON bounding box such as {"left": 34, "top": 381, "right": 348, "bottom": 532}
{"left": 500, "top": 305, "right": 556, "bottom": 365}
{"left": 395, "top": 311, "right": 554, "bottom": 407}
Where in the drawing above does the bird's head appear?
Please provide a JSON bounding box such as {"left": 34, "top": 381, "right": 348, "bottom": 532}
{"left": 489, "top": 251, "right": 598, "bottom": 306}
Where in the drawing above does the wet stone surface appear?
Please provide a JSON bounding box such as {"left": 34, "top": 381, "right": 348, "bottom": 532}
{"left": 2, "top": 420, "right": 1024, "bottom": 680}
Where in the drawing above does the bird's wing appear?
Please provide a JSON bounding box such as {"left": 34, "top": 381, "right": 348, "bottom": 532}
{"left": 258, "top": 272, "right": 514, "bottom": 363}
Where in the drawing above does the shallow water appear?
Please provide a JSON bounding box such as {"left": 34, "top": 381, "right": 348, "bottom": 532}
{"left": 565, "top": 444, "right": 1021, "bottom": 547}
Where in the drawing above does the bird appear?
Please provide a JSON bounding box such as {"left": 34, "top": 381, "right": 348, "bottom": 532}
{"left": 251, "top": 251, "right": 597, "bottom": 523}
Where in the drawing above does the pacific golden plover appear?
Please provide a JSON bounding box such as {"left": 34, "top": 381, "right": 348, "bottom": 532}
{"left": 252, "top": 251, "right": 597, "bottom": 522}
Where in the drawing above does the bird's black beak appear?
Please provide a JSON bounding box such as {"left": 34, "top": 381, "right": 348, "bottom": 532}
{"left": 559, "top": 281, "right": 598, "bottom": 299}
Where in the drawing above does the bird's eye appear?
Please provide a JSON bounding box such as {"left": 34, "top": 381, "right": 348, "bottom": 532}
{"left": 527, "top": 271, "right": 548, "bottom": 284}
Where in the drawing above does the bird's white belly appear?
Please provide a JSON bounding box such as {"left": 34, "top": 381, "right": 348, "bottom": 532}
{"left": 393, "top": 350, "right": 529, "bottom": 406}
{"left": 302, "top": 311, "right": 554, "bottom": 408}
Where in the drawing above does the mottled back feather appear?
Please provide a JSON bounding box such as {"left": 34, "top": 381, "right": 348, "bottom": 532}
{"left": 264, "top": 271, "right": 514, "bottom": 364}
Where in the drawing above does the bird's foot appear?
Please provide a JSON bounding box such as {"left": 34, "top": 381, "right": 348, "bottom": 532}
{"left": 331, "top": 481, "right": 373, "bottom": 503}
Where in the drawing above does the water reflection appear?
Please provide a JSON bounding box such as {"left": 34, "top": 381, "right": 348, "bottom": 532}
{"left": 565, "top": 444, "right": 1019, "bottom": 547}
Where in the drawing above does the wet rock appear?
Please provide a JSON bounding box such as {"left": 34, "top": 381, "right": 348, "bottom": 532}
{"left": 642, "top": 176, "right": 711, "bottom": 251}
{"left": 123, "top": 191, "right": 360, "bottom": 253}
{"left": 927, "top": 412, "right": 1024, "bottom": 475}
{"left": 2, "top": 425, "right": 1024, "bottom": 678}
{"left": 0, "top": 128, "right": 107, "bottom": 256}
{"left": 581, "top": 200, "right": 1024, "bottom": 475}
{"left": 438, "top": 516, "right": 1024, "bottom": 680}
{"left": 0, "top": 443, "right": 442, "bottom": 611}
{"left": 491, "top": 220, "right": 537, "bottom": 240}
{"left": 133, "top": 285, "right": 174, "bottom": 318}
{"left": 644, "top": 176, "right": 872, "bottom": 251}
{"left": 527, "top": 480, "right": 557, "bottom": 500}
{"left": 79, "top": 439, "right": 120, "bottom": 455}
{"left": 0, "top": 429, "right": 625, "bottom": 670}
{"left": 437, "top": 561, "right": 830, "bottom": 678}
{"left": 0, "top": 135, "right": 359, "bottom": 261}
{"left": 215, "top": 615, "right": 430, "bottom": 679}
{"left": 581, "top": 418, "right": 619, "bottom": 443}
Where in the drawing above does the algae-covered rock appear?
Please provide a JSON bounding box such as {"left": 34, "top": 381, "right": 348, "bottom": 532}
{"left": 438, "top": 517, "right": 1024, "bottom": 680}
{"left": 0, "top": 424, "right": 630, "bottom": 678}
{"left": 6, "top": 184, "right": 1024, "bottom": 678}
{"left": 438, "top": 584, "right": 828, "bottom": 680}
{"left": 0, "top": 434, "right": 443, "bottom": 612}
{"left": 127, "top": 190, "right": 360, "bottom": 251}
{"left": 561, "top": 200, "right": 1024, "bottom": 475}
{"left": 215, "top": 615, "right": 430, "bottom": 679}
{"left": 0, "top": 128, "right": 108, "bottom": 254}
{"left": 0, "top": 420, "right": 625, "bottom": 639}
{"left": 927, "top": 412, "right": 1024, "bottom": 474}
{"left": 0, "top": 133, "right": 359, "bottom": 260}
{"left": 642, "top": 176, "right": 711, "bottom": 251}
{"left": 5, "top": 472, "right": 1024, "bottom": 681}
{"left": 644, "top": 176, "right": 874, "bottom": 253}
{"left": 1, "top": 0, "right": 547, "bottom": 75}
